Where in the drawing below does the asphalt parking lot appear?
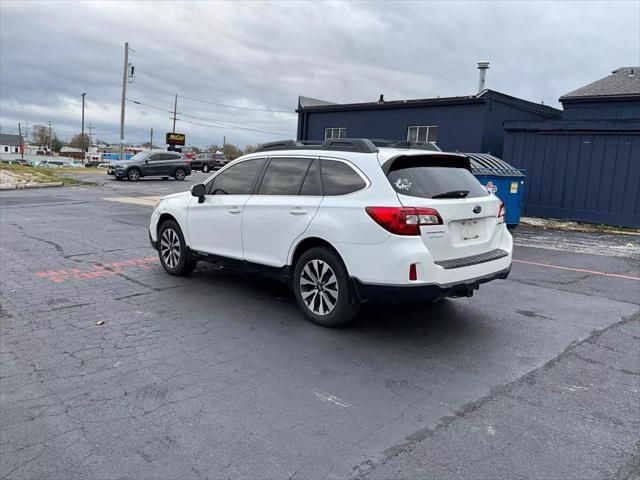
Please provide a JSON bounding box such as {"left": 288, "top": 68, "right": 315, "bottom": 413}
{"left": 1, "top": 172, "right": 639, "bottom": 479}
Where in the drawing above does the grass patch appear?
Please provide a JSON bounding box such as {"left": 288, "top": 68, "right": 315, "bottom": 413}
{"left": 0, "top": 163, "right": 97, "bottom": 186}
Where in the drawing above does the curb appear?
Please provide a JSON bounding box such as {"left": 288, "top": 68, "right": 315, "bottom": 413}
{"left": 520, "top": 216, "right": 640, "bottom": 236}
{"left": 0, "top": 182, "right": 63, "bottom": 190}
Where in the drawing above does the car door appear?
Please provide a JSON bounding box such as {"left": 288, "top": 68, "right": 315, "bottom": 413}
{"left": 242, "top": 157, "right": 322, "bottom": 267}
{"left": 191, "top": 154, "right": 204, "bottom": 169}
{"left": 142, "top": 153, "right": 165, "bottom": 176}
{"left": 163, "top": 153, "right": 183, "bottom": 175}
{"left": 186, "top": 158, "right": 266, "bottom": 259}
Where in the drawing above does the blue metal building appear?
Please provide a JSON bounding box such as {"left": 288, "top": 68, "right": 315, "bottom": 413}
{"left": 296, "top": 90, "right": 560, "bottom": 157}
{"left": 503, "top": 67, "right": 640, "bottom": 228}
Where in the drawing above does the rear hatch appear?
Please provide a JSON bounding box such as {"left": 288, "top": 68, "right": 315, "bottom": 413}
{"left": 384, "top": 154, "right": 503, "bottom": 261}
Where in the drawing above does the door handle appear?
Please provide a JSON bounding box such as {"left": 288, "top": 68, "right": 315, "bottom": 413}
{"left": 289, "top": 207, "right": 307, "bottom": 215}
{"left": 228, "top": 207, "right": 242, "bottom": 214}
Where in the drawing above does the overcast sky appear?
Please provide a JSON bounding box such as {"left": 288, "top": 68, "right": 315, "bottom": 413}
{"left": 1, "top": 0, "right": 638, "bottom": 148}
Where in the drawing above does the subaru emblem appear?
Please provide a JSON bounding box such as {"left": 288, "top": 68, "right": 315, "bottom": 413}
{"left": 473, "top": 205, "right": 482, "bottom": 214}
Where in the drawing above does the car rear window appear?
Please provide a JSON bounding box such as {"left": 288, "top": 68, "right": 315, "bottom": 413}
{"left": 321, "top": 159, "right": 367, "bottom": 196}
{"left": 387, "top": 165, "right": 488, "bottom": 199}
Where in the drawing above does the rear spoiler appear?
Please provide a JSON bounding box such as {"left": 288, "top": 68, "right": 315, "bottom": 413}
{"left": 381, "top": 154, "right": 471, "bottom": 175}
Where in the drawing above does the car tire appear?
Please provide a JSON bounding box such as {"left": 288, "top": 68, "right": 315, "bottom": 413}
{"left": 157, "top": 220, "right": 197, "bottom": 276}
{"left": 202, "top": 164, "right": 210, "bottom": 173}
{"left": 174, "top": 168, "right": 186, "bottom": 181}
{"left": 293, "top": 247, "right": 359, "bottom": 327}
{"left": 127, "top": 168, "right": 141, "bottom": 181}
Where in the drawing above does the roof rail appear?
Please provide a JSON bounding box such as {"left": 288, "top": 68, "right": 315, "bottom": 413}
{"left": 254, "top": 138, "right": 379, "bottom": 154}
{"left": 322, "top": 138, "right": 378, "bottom": 153}
{"left": 388, "top": 141, "right": 442, "bottom": 152}
{"left": 367, "top": 138, "right": 396, "bottom": 147}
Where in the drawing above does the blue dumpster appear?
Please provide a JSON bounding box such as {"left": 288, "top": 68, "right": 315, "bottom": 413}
{"left": 465, "top": 153, "right": 526, "bottom": 228}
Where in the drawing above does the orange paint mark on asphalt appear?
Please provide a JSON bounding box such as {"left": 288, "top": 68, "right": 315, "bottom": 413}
{"left": 36, "top": 256, "right": 159, "bottom": 283}
{"left": 513, "top": 259, "right": 640, "bottom": 281}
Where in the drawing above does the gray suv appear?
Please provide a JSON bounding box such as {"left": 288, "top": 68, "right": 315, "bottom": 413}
{"left": 108, "top": 150, "right": 191, "bottom": 181}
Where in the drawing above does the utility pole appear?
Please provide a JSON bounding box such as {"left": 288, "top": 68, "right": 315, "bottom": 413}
{"left": 48, "top": 120, "right": 52, "bottom": 153}
{"left": 172, "top": 95, "right": 178, "bottom": 132}
{"left": 150, "top": 127, "right": 153, "bottom": 150}
{"left": 81, "top": 92, "right": 86, "bottom": 162}
{"left": 119, "top": 42, "right": 129, "bottom": 161}
{"left": 223, "top": 135, "right": 226, "bottom": 146}
{"left": 87, "top": 123, "right": 94, "bottom": 150}
{"left": 18, "top": 122, "right": 24, "bottom": 160}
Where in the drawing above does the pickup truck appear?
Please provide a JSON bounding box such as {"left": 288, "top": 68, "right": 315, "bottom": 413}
{"left": 190, "top": 152, "right": 228, "bottom": 173}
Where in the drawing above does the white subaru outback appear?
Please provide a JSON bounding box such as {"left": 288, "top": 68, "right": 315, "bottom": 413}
{"left": 149, "top": 139, "right": 512, "bottom": 327}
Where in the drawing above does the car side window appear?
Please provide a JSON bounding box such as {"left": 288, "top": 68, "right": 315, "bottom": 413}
{"left": 207, "top": 158, "right": 266, "bottom": 195}
{"left": 300, "top": 159, "right": 322, "bottom": 196}
{"left": 167, "top": 154, "right": 182, "bottom": 161}
{"left": 148, "top": 154, "right": 164, "bottom": 162}
{"left": 258, "top": 157, "right": 313, "bottom": 195}
{"left": 321, "top": 159, "right": 367, "bottom": 195}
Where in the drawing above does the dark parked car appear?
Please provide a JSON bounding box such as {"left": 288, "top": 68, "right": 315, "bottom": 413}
{"left": 190, "top": 152, "right": 228, "bottom": 173}
{"left": 107, "top": 150, "right": 191, "bottom": 181}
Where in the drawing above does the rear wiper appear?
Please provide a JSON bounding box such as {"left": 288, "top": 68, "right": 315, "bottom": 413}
{"left": 431, "top": 190, "right": 470, "bottom": 199}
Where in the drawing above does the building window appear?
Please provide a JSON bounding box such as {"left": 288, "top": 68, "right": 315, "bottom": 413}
{"left": 324, "top": 127, "right": 346, "bottom": 140}
{"left": 407, "top": 125, "right": 438, "bottom": 143}
{"left": 3, "top": 146, "right": 7, "bottom": 152}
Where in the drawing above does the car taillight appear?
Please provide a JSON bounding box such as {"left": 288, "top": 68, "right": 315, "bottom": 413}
{"left": 365, "top": 207, "right": 442, "bottom": 235}
{"left": 497, "top": 201, "right": 505, "bottom": 223}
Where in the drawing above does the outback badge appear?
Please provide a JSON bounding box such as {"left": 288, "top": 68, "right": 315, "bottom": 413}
{"left": 473, "top": 205, "right": 482, "bottom": 214}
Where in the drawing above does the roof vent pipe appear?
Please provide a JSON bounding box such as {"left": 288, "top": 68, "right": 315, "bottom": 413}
{"left": 477, "top": 61, "right": 490, "bottom": 93}
{"left": 378, "top": 94, "right": 385, "bottom": 103}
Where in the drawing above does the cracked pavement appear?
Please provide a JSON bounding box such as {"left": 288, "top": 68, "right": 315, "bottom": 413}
{"left": 1, "top": 172, "right": 639, "bottom": 479}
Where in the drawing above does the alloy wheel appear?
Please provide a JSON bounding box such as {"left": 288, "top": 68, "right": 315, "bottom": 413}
{"left": 128, "top": 169, "right": 140, "bottom": 181}
{"left": 299, "top": 260, "right": 338, "bottom": 315}
{"left": 175, "top": 169, "right": 185, "bottom": 180}
{"left": 160, "top": 228, "right": 181, "bottom": 269}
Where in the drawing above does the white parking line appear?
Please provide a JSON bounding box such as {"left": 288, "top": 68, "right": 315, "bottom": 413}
{"left": 102, "top": 196, "right": 162, "bottom": 206}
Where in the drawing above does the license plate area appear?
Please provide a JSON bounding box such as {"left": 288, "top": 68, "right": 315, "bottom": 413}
{"left": 457, "top": 219, "right": 480, "bottom": 241}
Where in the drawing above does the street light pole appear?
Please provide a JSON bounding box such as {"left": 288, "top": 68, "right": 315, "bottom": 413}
{"left": 81, "top": 93, "right": 86, "bottom": 163}
{"left": 119, "top": 42, "right": 129, "bottom": 161}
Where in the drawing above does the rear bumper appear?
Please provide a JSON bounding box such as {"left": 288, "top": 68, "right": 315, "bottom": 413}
{"left": 352, "top": 267, "right": 511, "bottom": 302}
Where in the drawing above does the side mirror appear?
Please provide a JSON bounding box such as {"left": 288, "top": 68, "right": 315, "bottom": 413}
{"left": 191, "top": 183, "right": 206, "bottom": 203}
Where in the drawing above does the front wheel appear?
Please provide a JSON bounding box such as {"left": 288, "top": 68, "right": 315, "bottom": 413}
{"left": 293, "top": 247, "right": 359, "bottom": 327}
{"left": 174, "top": 168, "right": 186, "bottom": 181}
{"left": 127, "top": 168, "right": 140, "bottom": 181}
{"left": 202, "top": 164, "right": 210, "bottom": 173}
{"left": 157, "top": 220, "right": 197, "bottom": 276}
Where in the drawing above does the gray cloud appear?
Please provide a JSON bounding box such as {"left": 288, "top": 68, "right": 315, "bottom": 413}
{"left": 1, "top": 0, "right": 638, "bottom": 148}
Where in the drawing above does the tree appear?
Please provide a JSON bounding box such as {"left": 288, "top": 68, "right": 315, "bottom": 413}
{"left": 31, "top": 124, "right": 63, "bottom": 151}
{"left": 68, "top": 133, "right": 90, "bottom": 150}
{"left": 206, "top": 144, "right": 220, "bottom": 153}
{"left": 222, "top": 143, "right": 243, "bottom": 160}
{"left": 243, "top": 144, "right": 256, "bottom": 154}
{"left": 51, "top": 137, "right": 65, "bottom": 153}
{"left": 31, "top": 124, "right": 51, "bottom": 146}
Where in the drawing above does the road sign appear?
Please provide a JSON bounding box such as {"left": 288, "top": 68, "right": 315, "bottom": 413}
{"left": 166, "top": 132, "right": 186, "bottom": 146}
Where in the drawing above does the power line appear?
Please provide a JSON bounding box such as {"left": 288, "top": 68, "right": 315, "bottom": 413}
{"left": 126, "top": 98, "right": 291, "bottom": 136}
{"left": 131, "top": 82, "right": 295, "bottom": 114}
